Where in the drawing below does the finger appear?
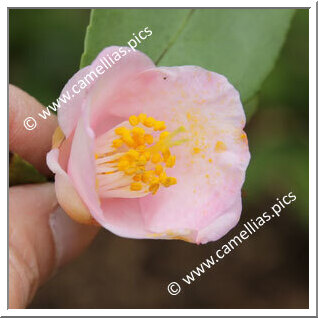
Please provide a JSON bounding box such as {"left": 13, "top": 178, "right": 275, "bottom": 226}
{"left": 9, "top": 84, "right": 58, "bottom": 175}
{"left": 9, "top": 183, "right": 99, "bottom": 308}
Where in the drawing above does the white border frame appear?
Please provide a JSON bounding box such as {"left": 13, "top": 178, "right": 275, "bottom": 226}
{"left": 3, "top": 1, "right": 316, "bottom": 316}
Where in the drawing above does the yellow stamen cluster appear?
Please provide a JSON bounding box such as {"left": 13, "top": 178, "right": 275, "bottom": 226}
{"left": 112, "top": 114, "right": 178, "bottom": 195}
{"left": 126, "top": 113, "right": 166, "bottom": 131}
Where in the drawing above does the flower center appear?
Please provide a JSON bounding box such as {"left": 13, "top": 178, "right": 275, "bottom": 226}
{"left": 95, "top": 113, "right": 186, "bottom": 198}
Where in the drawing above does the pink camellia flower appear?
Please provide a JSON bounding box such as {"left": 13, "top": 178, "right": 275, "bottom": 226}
{"left": 47, "top": 46, "right": 250, "bottom": 244}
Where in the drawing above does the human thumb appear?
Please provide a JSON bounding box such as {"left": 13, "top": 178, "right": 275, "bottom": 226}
{"left": 9, "top": 182, "right": 99, "bottom": 308}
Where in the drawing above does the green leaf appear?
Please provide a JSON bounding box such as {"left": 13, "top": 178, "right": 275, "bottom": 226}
{"left": 81, "top": 9, "right": 294, "bottom": 105}
{"left": 80, "top": 9, "right": 192, "bottom": 68}
{"left": 9, "top": 153, "right": 47, "bottom": 186}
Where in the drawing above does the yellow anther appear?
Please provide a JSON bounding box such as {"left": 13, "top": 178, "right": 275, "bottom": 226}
{"left": 127, "top": 149, "right": 139, "bottom": 160}
{"left": 155, "top": 164, "right": 164, "bottom": 176}
{"left": 115, "top": 126, "right": 129, "bottom": 136}
{"left": 125, "top": 167, "right": 136, "bottom": 175}
{"left": 193, "top": 147, "right": 201, "bottom": 154}
{"left": 131, "top": 126, "right": 145, "bottom": 136}
{"left": 141, "top": 171, "right": 154, "bottom": 183}
{"left": 117, "top": 159, "right": 130, "bottom": 171}
{"left": 154, "top": 121, "right": 166, "bottom": 131}
{"left": 122, "top": 132, "right": 135, "bottom": 147}
{"left": 159, "top": 171, "right": 167, "bottom": 184}
{"left": 161, "top": 179, "right": 169, "bottom": 187}
{"left": 148, "top": 177, "right": 160, "bottom": 194}
{"left": 166, "top": 177, "right": 177, "bottom": 186}
{"left": 150, "top": 176, "right": 160, "bottom": 184}
{"left": 162, "top": 148, "right": 171, "bottom": 161}
{"left": 133, "top": 135, "right": 144, "bottom": 147}
{"left": 137, "top": 156, "right": 147, "bottom": 166}
{"left": 208, "top": 158, "right": 213, "bottom": 163}
{"left": 161, "top": 176, "right": 177, "bottom": 187}
{"left": 151, "top": 153, "right": 162, "bottom": 164}
{"left": 159, "top": 131, "right": 170, "bottom": 140}
{"left": 149, "top": 182, "right": 160, "bottom": 195}
{"left": 165, "top": 155, "right": 176, "bottom": 168}
{"left": 215, "top": 141, "right": 227, "bottom": 152}
{"left": 112, "top": 139, "right": 123, "bottom": 148}
{"left": 144, "top": 151, "right": 151, "bottom": 161}
{"left": 138, "top": 113, "right": 147, "bottom": 122}
{"left": 143, "top": 116, "right": 156, "bottom": 128}
{"left": 135, "top": 145, "right": 146, "bottom": 152}
{"left": 129, "top": 115, "right": 139, "bottom": 126}
{"left": 136, "top": 166, "right": 146, "bottom": 174}
{"left": 171, "top": 178, "right": 177, "bottom": 185}
{"left": 133, "top": 175, "right": 142, "bottom": 181}
{"left": 130, "top": 182, "right": 142, "bottom": 191}
{"left": 131, "top": 127, "right": 145, "bottom": 146}
{"left": 144, "top": 134, "right": 154, "bottom": 145}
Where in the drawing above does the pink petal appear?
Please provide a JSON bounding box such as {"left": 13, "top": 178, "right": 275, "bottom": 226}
{"left": 58, "top": 65, "right": 92, "bottom": 138}
{"left": 196, "top": 194, "right": 242, "bottom": 244}
{"left": 47, "top": 148, "right": 93, "bottom": 223}
{"left": 54, "top": 47, "right": 250, "bottom": 244}
{"left": 87, "top": 65, "right": 250, "bottom": 242}
{"left": 67, "top": 108, "right": 100, "bottom": 222}
{"left": 99, "top": 198, "right": 149, "bottom": 238}
{"left": 67, "top": 107, "right": 151, "bottom": 238}
{"left": 58, "top": 46, "right": 155, "bottom": 138}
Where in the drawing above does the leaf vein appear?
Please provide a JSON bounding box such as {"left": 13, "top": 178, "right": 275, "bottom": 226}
{"left": 155, "top": 9, "right": 195, "bottom": 65}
